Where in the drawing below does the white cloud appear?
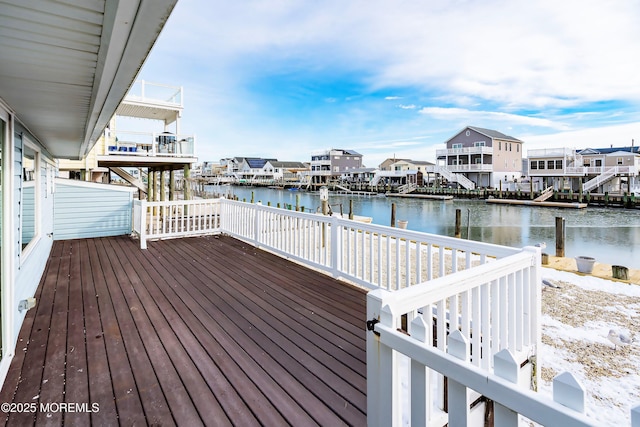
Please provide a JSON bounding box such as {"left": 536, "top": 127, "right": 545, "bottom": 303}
{"left": 522, "top": 122, "right": 640, "bottom": 154}
{"left": 418, "top": 107, "right": 570, "bottom": 130}
{"left": 142, "top": 0, "right": 640, "bottom": 167}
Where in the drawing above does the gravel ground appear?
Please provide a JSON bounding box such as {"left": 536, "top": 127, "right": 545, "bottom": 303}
{"left": 540, "top": 278, "right": 639, "bottom": 382}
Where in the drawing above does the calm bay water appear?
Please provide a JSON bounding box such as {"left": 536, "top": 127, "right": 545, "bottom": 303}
{"left": 209, "top": 185, "right": 640, "bottom": 269}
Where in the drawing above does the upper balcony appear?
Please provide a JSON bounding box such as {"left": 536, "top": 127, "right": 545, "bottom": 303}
{"left": 116, "top": 80, "right": 183, "bottom": 125}
{"left": 527, "top": 147, "right": 578, "bottom": 159}
{"left": 97, "top": 130, "right": 196, "bottom": 168}
{"left": 436, "top": 146, "right": 493, "bottom": 158}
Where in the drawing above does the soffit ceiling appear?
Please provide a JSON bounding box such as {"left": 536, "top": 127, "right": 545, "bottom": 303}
{"left": 0, "top": 0, "right": 177, "bottom": 159}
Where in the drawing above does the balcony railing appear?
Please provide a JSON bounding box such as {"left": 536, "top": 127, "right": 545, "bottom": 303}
{"left": 108, "top": 131, "right": 195, "bottom": 157}
{"left": 444, "top": 163, "right": 494, "bottom": 172}
{"left": 436, "top": 146, "right": 493, "bottom": 157}
{"left": 125, "top": 80, "right": 183, "bottom": 107}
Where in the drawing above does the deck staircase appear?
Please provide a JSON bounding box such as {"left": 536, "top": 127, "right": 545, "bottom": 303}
{"left": 582, "top": 167, "right": 618, "bottom": 192}
{"left": 110, "top": 166, "right": 147, "bottom": 193}
{"left": 534, "top": 186, "right": 554, "bottom": 202}
{"left": 335, "top": 184, "right": 352, "bottom": 192}
{"left": 397, "top": 182, "right": 417, "bottom": 194}
{"left": 436, "top": 166, "right": 476, "bottom": 190}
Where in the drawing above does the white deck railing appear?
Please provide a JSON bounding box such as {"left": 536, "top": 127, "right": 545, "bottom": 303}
{"left": 367, "top": 248, "right": 542, "bottom": 426}
{"left": 133, "top": 199, "right": 221, "bottom": 249}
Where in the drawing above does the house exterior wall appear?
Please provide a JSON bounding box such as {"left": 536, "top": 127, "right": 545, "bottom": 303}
{"left": 7, "top": 123, "right": 56, "bottom": 372}
{"left": 447, "top": 128, "right": 493, "bottom": 149}
{"left": 53, "top": 179, "right": 135, "bottom": 240}
{"left": 329, "top": 150, "right": 362, "bottom": 172}
{"left": 605, "top": 152, "right": 637, "bottom": 168}
{"left": 492, "top": 138, "right": 522, "bottom": 173}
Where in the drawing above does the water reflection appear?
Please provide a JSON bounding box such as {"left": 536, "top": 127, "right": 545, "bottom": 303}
{"left": 210, "top": 186, "right": 640, "bottom": 269}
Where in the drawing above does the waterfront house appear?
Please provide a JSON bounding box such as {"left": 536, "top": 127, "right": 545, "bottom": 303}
{"left": 379, "top": 157, "right": 412, "bottom": 171}
{"left": 437, "top": 126, "right": 524, "bottom": 189}
{"left": 261, "top": 160, "right": 309, "bottom": 184}
{"left": 370, "top": 159, "right": 434, "bottom": 188}
{"left": 340, "top": 167, "right": 378, "bottom": 184}
{"left": 0, "top": 0, "right": 177, "bottom": 389}
{"left": 309, "top": 148, "right": 363, "bottom": 185}
{"left": 527, "top": 145, "right": 640, "bottom": 194}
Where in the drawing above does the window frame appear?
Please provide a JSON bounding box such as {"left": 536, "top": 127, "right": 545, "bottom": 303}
{"left": 20, "top": 137, "right": 41, "bottom": 260}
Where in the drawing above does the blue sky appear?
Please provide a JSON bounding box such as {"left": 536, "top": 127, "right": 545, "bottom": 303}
{"left": 135, "top": 0, "right": 640, "bottom": 168}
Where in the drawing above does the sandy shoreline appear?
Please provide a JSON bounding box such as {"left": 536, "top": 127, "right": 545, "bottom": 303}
{"left": 543, "top": 254, "right": 640, "bottom": 285}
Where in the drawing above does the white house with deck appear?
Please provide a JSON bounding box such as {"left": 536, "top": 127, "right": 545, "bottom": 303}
{"left": 527, "top": 146, "right": 640, "bottom": 194}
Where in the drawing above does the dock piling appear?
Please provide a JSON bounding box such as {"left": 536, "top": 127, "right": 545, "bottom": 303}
{"left": 555, "top": 216, "right": 565, "bottom": 257}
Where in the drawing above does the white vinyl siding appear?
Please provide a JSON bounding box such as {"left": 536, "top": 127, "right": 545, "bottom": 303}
{"left": 54, "top": 180, "right": 135, "bottom": 240}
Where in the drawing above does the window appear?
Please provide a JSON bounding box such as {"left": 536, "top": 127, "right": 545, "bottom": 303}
{"left": 509, "top": 143, "right": 512, "bottom": 151}
{"left": 499, "top": 141, "right": 502, "bottom": 150}
{"left": 595, "top": 159, "right": 602, "bottom": 167}
{"left": 474, "top": 141, "right": 485, "bottom": 147}
{"left": 555, "top": 160, "right": 562, "bottom": 169}
{"left": 530, "top": 161, "right": 538, "bottom": 170}
{"left": 452, "top": 143, "right": 462, "bottom": 149}
{"left": 583, "top": 159, "right": 591, "bottom": 167}
{"left": 538, "top": 160, "right": 545, "bottom": 169}
{"left": 617, "top": 157, "right": 623, "bottom": 165}
{"left": 21, "top": 139, "right": 41, "bottom": 255}
{"left": 517, "top": 144, "right": 519, "bottom": 153}
{"left": 547, "top": 160, "right": 554, "bottom": 169}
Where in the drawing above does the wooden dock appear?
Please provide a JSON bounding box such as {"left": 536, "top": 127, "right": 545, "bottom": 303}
{"left": 486, "top": 198, "right": 588, "bottom": 209}
{"left": 0, "top": 235, "right": 367, "bottom": 426}
{"left": 385, "top": 193, "right": 453, "bottom": 200}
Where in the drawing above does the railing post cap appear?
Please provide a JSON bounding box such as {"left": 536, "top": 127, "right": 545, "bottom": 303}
{"left": 494, "top": 349, "right": 519, "bottom": 383}
{"left": 553, "top": 371, "right": 585, "bottom": 413}
{"left": 447, "top": 330, "right": 469, "bottom": 361}
{"left": 631, "top": 405, "right": 640, "bottom": 427}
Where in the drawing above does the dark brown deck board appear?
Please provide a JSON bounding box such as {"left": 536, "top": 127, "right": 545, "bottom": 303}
{"left": 1, "top": 235, "right": 368, "bottom": 426}
{"left": 153, "top": 240, "right": 359, "bottom": 425}
{"left": 162, "top": 238, "right": 367, "bottom": 414}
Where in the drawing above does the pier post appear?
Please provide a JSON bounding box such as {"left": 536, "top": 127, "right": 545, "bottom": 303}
{"left": 555, "top": 217, "right": 565, "bottom": 257}
{"left": 530, "top": 179, "right": 534, "bottom": 200}
{"left": 390, "top": 203, "right": 396, "bottom": 227}
{"left": 183, "top": 165, "right": 192, "bottom": 201}
{"left": 160, "top": 170, "right": 166, "bottom": 201}
{"left": 296, "top": 194, "right": 300, "bottom": 212}
{"left": 578, "top": 181, "right": 583, "bottom": 203}
{"left": 349, "top": 199, "right": 354, "bottom": 220}
{"left": 455, "top": 209, "right": 462, "bottom": 238}
{"left": 169, "top": 170, "right": 176, "bottom": 200}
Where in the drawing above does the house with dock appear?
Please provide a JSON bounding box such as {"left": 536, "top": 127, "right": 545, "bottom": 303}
{"left": 309, "top": 148, "right": 363, "bottom": 186}
{"left": 527, "top": 145, "right": 640, "bottom": 194}
{"left": 436, "top": 126, "right": 524, "bottom": 190}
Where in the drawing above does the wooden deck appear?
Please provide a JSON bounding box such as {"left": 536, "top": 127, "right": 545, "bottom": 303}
{"left": 0, "top": 235, "right": 367, "bottom": 426}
